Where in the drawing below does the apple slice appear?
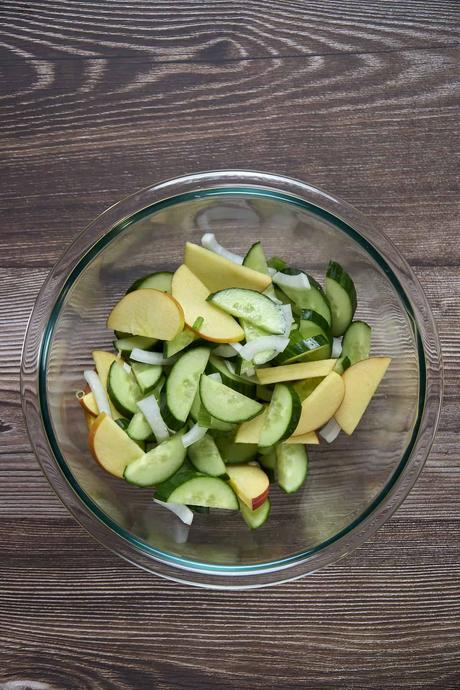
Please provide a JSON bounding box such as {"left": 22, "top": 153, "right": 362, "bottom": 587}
{"left": 226, "top": 464, "right": 270, "bottom": 510}
{"left": 107, "top": 288, "right": 184, "bottom": 341}
{"left": 283, "top": 430, "right": 319, "bottom": 445}
{"left": 84, "top": 410, "right": 96, "bottom": 431}
{"left": 293, "top": 371, "right": 345, "bottom": 435}
{"left": 92, "top": 350, "right": 122, "bottom": 420}
{"left": 79, "top": 391, "right": 99, "bottom": 416}
{"left": 235, "top": 408, "right": 267, "bottom": 444}
{"left": 185, "top": 242, "right": 271, "bottom": 292}
{"left": 335, "top": 356, "right": 391, "bottom": 434}
{"left": 256, "top": 359, "right": 337, "bottom": 385}
{"left": 88, "top": 413, "right": 144, "bottom": 477}
{"left": 171, "top": 264, "right": 244, "bottom": 343}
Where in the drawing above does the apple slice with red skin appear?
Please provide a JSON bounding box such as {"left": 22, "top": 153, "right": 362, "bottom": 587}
{"left": 226, "top": 464, "right": 270, "bottom": 510}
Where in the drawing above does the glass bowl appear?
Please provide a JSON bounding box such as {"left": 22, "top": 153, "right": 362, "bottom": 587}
{"left": 21, "top": 170, "right": 442, "bottom": 589}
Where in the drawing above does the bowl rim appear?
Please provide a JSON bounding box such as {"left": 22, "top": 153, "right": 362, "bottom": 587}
{"left": 21, "top": 170, "right": 443, "bottom": 589}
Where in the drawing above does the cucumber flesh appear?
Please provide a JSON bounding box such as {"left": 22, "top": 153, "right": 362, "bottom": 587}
{"left": 207, "top": 288, "right": 285, "bottom": 334}
{"left": 276, "top": 444, "right": 308, "bottom": 493}
{"left": 239, "top": 498, "right": 271, "bottom": 529}
{"left": 127, "top": 271, "right": 173, "bottom": 294}
{"left": 155, "top": 470, "right": 238, "bottom": 510}
{"left": 325, "top": 261, "right": 357, "bottom": 336}
{"left": 341, "top": 321, "right": 371, "bottom": 365}
{"left": 298, "top": 309, "right": 331, "bottom": 342}
{"left": 275, "top": 332, "right": 331, "bottom": 365}
{"left": 164, "top": 328, "right": 199, "bottom": 358}
{"left": 162, "top": 347, "right": 211, "bottom": 430}
{"left": 207, "top": 355, "right": 255, "bottom": 397}
{"left": 278, "top": 269, "right": 332, "bottom": 326}
{"left": 187, "top": 434, "right": 227, "bottom": 477}
{"left": 200, "top": 375, "right": 263, "bottom": 424}
{"left": 190, "top": 388, "right": 236, "bottom": 432}
{"left": 114, "top": 335, "right": 158, "bottom": 353}
{"left": 107, "top": 361, "right": 143, "bottom": 418}
{"left": 124, "top": 433, "right": 187, "bottom": 487}
{"left": 126, "top": 411, "right": 154, "bottom": 442}
{"left": 258, "top": 383, "right": 301, "bottom": 447}
{"left": 214, "top": 434, "right": 258, "bottom": 464}
{"left": 131, "top": 362, "right": 163, "bottom": 394}
{"left": 243, "top": 241, "right": 276, "bottom": 299}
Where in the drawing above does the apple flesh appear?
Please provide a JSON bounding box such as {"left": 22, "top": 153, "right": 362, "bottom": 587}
{"left": 335, "top": 356, "right": 391, "bottom": 434}
{"left": 92, "top": 350, "right": 123, "bottom": 420}
{"left": 226, "top": 464, "right": 270, "bottom": 510}
{"left": 235, "top": 408, "right": 267, "bottom": 444}
{"left": 172, "top": 264, "right": 244, "bottom": 343}
{"left": 293, "top": 371, "right": 345, "bottom": 435}
{"left": 79, "top": 391, "right": 99, "bottom": 417}
{"left": 256, "top": 359, "right": 337, "bottom": 385}
{"left": 107, "top": 288, "right": 184, "bottom": 341}
{"left": 88, "top": 412, "right": 144, "bottom": 478}
{"left": 185, "top": 242, "right": 271, "bottom": 293}
{"left": 283, "top": 430, "right": 319, "bottom": 445}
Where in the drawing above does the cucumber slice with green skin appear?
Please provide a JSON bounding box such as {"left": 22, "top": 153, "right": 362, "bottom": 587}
{"left": 131, "top": 362, "right": 163, "bottom": 394}
{"left": 114, "top": 330, "right": 131, "bottom": 339}
{"left": 325, "top": 261, "right": 357, "bottom": 336}
{"left": 240, "top": 320, "right": 276, "bottom": 365}
{"left": 124, "top": 433, "right": 187, "bottom": 487}
{"left": 207, "top": 288, "right": 285, "bottom": 334}
{"left": 190, "top": 387, "right": 236, "bottom": 432}
{"left": 113, "top": 335, "right": 158, "bottom": 353}
{"left": 278, "top": 269, "right": 332, "bottom": 326}
{"left": 258, "top": 447, "right": 277, "bottom": 482}
{"left": 127, "top": 271, "right": 173, "bottom": 294}
{"left": 243, "top": 241, "right": 276, "bottom": 300}
{"left": 258, "top": 383, "right": 301, "bottom": 447}
{"left": 114, "top": 416, "right": 145, "bottom": 449}
{"left": 126, "top": 411, "right": 155, "bottom": 442}
{"left": 275, "top": 332, "right": 331, "bottom": 365}
{"left": 239, "top": 497, "right": 271, "bottom": 529}
{"left": 164, "top": 328, "right": 199, "bottom": 358}
{"left": 162, "top": 347, "right": 211, "bottom": 430}
{"left": 333, "top": 355, "right": 351, "bottom": 375}
{"left": 107, "top": 361, "right": 143, "bottom": 418}
{"left": 256, "top": 384, "right": 273, "bottom": 402}
{"left": 155, "top": 467, "right": 238, "bottom": 509}
{"left": 267, "top": 256, "right": 287, "bottom": 271}
{"left": 341, "top": 321, "right": 371, "bottom": 365}
{"left": 293, "top": 377, "right": 323, "bottom": 401}
{"left": 189, "top": 505, "right": 210, "bottom": 514}
{"left": 298, "top": 309, "right": 331, "bottom": 342}
{"left": 276, "top": 444, "right": 308, "bottom": 493}
{"left": 187, "top": 434, "right": 228, "bottom": 477}
{"left": 206, "top": 355, "right": 255, "bottom": 397}
{"left": 214, "top": 435, "right": 258, "bottom": 464}
{"left": 200, "top": 375, "right": 263, "bottom": 423}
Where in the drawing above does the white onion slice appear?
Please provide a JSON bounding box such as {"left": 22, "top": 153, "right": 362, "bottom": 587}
{"left": 83, "top": 369, "right": 111, "bottom": 417}
{"left": 229, "top": 342, "right": 244, "bottom": 355}
{"left": 137, "top": 395, "right": 169, "bottom": 442}
{"left": 225, "top": 359, "right": 236, "bottom": 374}
{"left": 201, "top": 233, "right": 243, "bottom": 265}
{"left": 281, "top": 304, "right": 293, "bottom": 337}
{"left": 182, "top": 423, "right": 208, "bottom": 448}
{"left": 213, "top": 344, "right": 239, "bottom": 358}
{"left": 272, "top": 271, "right": 310, "bottom": 290}
{"left": 154, "top": 499, "right": 194, "bottom": 526}
{"left": 319, "top": 418, "right": 341, "bottom": 443}
{"left": 332, "top": 337, "right": 342, "bottom": 358}
{"left": 207, "top": 373, "right": 222, "bottom": 383}
{"left": 238, "top": 336, "right": 289, "bottom": 362}
{"left": 130, "top": 348, "right": 175, "bottom": 366}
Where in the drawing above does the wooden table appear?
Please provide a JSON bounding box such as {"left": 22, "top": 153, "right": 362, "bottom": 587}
{"left": 1, "top": 2, "right": 459, "bottom": 687}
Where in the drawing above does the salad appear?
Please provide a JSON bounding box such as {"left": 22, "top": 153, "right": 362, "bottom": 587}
{"left": 78, "top": 234, "right": 390, "bottom": 529}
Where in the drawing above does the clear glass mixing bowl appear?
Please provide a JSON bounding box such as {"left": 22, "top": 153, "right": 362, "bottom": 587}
{"left": 21, "top": 171, "right": 442, "bottom": 588}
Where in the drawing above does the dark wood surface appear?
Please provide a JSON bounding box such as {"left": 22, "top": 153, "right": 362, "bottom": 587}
{"left": 1, "top": 2, "right": 459, "bottom": 688}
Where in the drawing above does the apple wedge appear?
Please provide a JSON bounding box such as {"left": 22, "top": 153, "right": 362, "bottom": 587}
{"left": 107, "top": 288, "right": 184, "bottom": 341}
{"left": 84, "top": 410, "right": 96, "bottom": 431}
{"left": 92, "top": 350, "right": 122, "bottom": 419}
{"left": 293, "top": 371, "right": 345, "bottom": 435}
{"left": 226, "top": 464, "right": 270, "bottom": 510}
{"left": 283, "top": 430, "right": 319, "bottom": 445}
{"left": 335, "top": 356, "right": 391, "bottom": 434}
{"left": 88, "top": 412, "right": 144, "bottom": 477}
{"left": 185, "top": 242, "right": 271, "bottom": 292}
{"left": 172, "top": 264, "right": 244, "bottom": 343}
{"left": 256, "top": 359, "right": 337, "bottom": 385}
{"left": 235, "top": 408, "right": 267, "bottom": 444}
{"left": 78, "top": 391, "right": 99, "bottom": 416}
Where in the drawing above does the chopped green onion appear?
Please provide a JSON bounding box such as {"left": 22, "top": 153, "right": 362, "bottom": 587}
{"left": 192, "top": 316, "right": 204, "bottom": 330}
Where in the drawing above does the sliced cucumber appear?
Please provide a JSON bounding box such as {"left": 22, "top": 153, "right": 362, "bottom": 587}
{"left": 276, "top": 443, "right": 308, "bottom": 493}
{"left": 124, "top": 433, "right": 186, "bottom": 487}
{"left": 333, "top": 355, "right": 351, "bottom": 375}
{"left": 258, "top": 384, "right": 301, "bottom": 447}
{"left": 107, "top": 361, "right": 143, "bottom": 418}
{"left": 258, "top": 447, "right": 277, "bottom": 482}
{"left": 131, "top": 362, "right": 163, "bottom": 394}
{"left": 155, "top": 467, "right": 238, "bottom": 510}
{"left": 240, "top": 319, "right": 276, "bottom": 365}
{"left": 113, "top": 335, "right": 158, "bottom": 353}
{"left": 277, "top": 269, "right": 332, "bottom": 326}
{"left": 162, "top": 347, "right": 211, "bottom": 430}
{"left": 126, "top": 411, "right": 154, "bottom": 442}
{"left": 239, "top": 498, "right": 271, "bottom": 529}
{"left": 275, "top": 332, "right": 331, "bottom": 365}
{"left": 207, "top": 288, "right": 285, "bottom": 334}
{"left": 187, "top": 434, "right": 228, "bottom": 477}
{"left": 292, "top": 377, "right": 323, "bottom": 401}
{"left": 207, "top": 355, "right": 255, "bottom": 397}
{"left": 298, "top": 309, "right": 331, "bottom": 342}
{"left": 325, "top": 261, "right": 357, "bottom": 336}
{"left": 243, "top": 241, "right": 276, "bottom": 299}
{"left": 341, "top": 321, "right": 371, "bottom": 365}
{"left": 164, "top": 328, "right": 199, "bottom": 358}
{"left": 190, "top": 387, "right": 236, "bottom": 432}
{"left": 114, "top": 417, "right": 130, "bottom": 431}
{"left": 214, "top": 434, "right": 258, "bottom": 464}
{"left": 127, "top": 271, "right": 173, "bottom": 294}
{"left": 200, "top": 375, "right": 263, "bottom": 423}
{"left": 267, "top": 256, "right": 287, "bottom": 271}
{"left": 256, "top": 384, "right": 273, "bottom": 402}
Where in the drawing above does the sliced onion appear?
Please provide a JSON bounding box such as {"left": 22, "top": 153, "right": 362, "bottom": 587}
{"left": 137, "top": 395, "right": 169, "bottom": 442}
{"left": 225, "top": 359, "right": 236, "bottom": 374}
{"left": 229, "top": 342, "right": 244, "bottom": 355}
{"left": 332, "top": 337, "right": 342, "bottom": 358}
{"left": 243, "top": 363, "right": 256, "bottom": 377}
{"left": 207, "top": 373, "right": 222, "bottom": 383}
{"left": 154, "top": 499, "right": 194, "bottom": 526}
{"left": 213, "top": 344, "right": 239, "bottom": 358}
{"left": 130, "top": 348, "right": 175, "bottom": 366}
{"left": 281, "top": 304, "right": 293, "bottom": 337}
{"left": 319, "top": 418, "right": 341, "bottom": 443}
{"left": 238, "top": 336, "right": 289, "bottom": 362}
{"left": 83, "top": 369, "right": 111, "bottom": 417}
{"left": 182, "top": 423, "right": 208, "bottom": 448}
{"left": 201, "top": 233, "right": 243, "bottom": 265}
{"left": 272, "top": 271, "right": 310, "bottom": 291}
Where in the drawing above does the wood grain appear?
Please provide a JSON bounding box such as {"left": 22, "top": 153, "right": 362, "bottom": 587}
{"left": 1, "top": 2, "right": 459, "bottom": 689}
